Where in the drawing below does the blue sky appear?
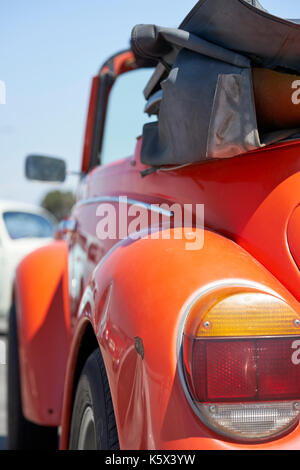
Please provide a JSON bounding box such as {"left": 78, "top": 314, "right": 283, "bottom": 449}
{"left": 1, "top": 0, "right": 300, "bottom": 205}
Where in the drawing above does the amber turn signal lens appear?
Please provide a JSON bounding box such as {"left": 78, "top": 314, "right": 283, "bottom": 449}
{"left": 194, "top": 293, "right": 300, "bottom": 337}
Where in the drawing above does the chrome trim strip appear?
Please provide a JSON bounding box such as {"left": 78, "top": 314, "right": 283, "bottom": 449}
{"left": 75, "top": 196, "right": 174, "bottom": 217}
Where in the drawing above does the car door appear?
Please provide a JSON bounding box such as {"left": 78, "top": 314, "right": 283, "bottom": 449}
{"left": 68, "top": 50, "right": 156, "bottom": 320}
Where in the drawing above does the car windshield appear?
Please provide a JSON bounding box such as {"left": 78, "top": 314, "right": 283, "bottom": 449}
{"left": 3, "top": 211, "right": 54, "bottom": 240}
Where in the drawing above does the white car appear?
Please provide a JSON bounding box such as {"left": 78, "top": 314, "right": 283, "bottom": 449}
{"left": 0, "top": 200, "right": 56, "bottom": 332}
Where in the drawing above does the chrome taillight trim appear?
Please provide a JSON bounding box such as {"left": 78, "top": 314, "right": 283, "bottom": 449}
{"left": 176, "top": 280, "right": 297, "bottom": 443}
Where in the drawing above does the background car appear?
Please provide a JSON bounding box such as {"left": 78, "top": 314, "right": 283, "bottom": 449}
{"left": 0, "top": 200, "right": 55, "bottom": 332}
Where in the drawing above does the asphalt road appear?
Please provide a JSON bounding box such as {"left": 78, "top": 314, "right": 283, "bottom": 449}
{"left": 0, "top": 337, "right": 7, "bottom": 450}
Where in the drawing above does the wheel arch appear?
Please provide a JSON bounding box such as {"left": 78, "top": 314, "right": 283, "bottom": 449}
{"left": 59, "top": 318, "right": 118, "bottom": 449}
{"left": 64, "top": 229, "right": 300, "bottom": 449}
{"left": 14, "top": 241, "right": 71, "bottom": 426}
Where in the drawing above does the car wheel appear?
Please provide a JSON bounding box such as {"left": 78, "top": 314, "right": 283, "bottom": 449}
{"left": 69, "top": 348, "right": 119, "bottom": 450}
{"left": 7, "top": 302, "right": 58, "bottom": 450}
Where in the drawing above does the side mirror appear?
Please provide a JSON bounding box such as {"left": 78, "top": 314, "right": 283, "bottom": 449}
{"left": 25, "top": 155, "right": 66, "bottom": 182}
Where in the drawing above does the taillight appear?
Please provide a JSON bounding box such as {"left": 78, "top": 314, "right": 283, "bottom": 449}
{"left": 181, "top": 291, "right": 300, "bottom": 442}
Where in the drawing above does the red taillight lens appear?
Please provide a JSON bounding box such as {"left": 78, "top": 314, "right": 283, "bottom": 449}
{"left": 181, "top": 291, "right": 300, "bottom": 441}
{"left": 185, "top": 336, "right": 300, "bottom": 403}
{"left": 205, "top": 340, "right": 257, "bottom": 401}
{"left": 257, "top": 338, "right": 300, "bottom": 400}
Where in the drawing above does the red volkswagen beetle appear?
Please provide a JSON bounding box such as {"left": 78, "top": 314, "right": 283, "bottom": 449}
{"left": 7, "top": 0, "right": 300, "bottom": 450}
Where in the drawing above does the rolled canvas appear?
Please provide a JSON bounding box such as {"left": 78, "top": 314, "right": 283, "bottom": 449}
{"left": 137, "top": 0, "right": 300, "bottom": 166}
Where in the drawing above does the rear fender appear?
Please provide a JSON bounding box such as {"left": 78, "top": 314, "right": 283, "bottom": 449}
{"left": 60, "top": 228, "right": 300, "bottom": 449}
{"left": 15, "top": 241, "right": 70, "bottom": 426}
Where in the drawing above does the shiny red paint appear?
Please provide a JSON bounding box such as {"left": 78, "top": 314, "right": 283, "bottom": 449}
{"left": 84, "top": 136, "right": 300, "bottom": 303}
{"left": 15, "top": 241, "right": 70, "bottom": 426}
{"left": 60, "top": 229, "right": 300, "bottom": 450}
{"left": 14, "top": 49, "right": 300, "bottom": 449}
{"left": 111, "top": 51, "right": 137, "bottom": 77}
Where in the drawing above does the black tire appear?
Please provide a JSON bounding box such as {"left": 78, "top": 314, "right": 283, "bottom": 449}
{"left": 7, "top": 303, "right": 58, "bottom": 450}
{"left": 69, "top": 349, "right": 119, "bottom": 450}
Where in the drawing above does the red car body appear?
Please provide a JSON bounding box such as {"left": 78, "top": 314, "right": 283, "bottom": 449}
{"left": 11, "top": 49, "right": 300, "bottom": 450}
